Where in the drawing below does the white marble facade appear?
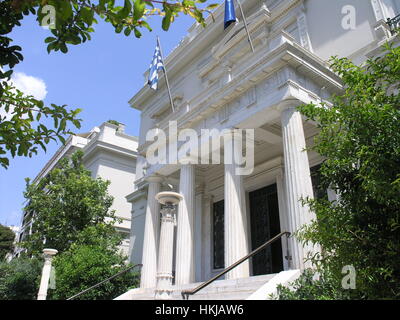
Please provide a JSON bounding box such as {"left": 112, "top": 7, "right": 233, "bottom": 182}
{"left": 126, "top": 0, "right": 399, "bottom": 289}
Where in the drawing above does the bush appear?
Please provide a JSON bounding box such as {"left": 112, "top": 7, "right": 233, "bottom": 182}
{"left": 276, "top": 269, "right": 352, "bottom": 300}
{"left": 0, "top": 256, "right": 42, "bottom": 300}
{"left": 49, "top": 226, "right": 139, "bottom": 300}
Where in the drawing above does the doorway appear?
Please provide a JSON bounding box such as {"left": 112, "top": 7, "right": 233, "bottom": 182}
{"left": 249, "top": 184, "right": 283, "bottom": 275}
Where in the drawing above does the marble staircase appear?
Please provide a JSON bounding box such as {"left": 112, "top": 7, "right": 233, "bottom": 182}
{"left": 114, "top": 270, "right": 300, "bottom": 300}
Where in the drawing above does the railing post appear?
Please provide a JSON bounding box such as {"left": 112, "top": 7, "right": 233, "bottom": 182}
{"left": 285, "top": 233, "right": 292, "bottom": 269}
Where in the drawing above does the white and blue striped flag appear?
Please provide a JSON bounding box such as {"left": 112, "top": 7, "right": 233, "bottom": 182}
{"left": 148, "top": 38, "right": 164, "bottom": 90}
{"left": 147, "top": 37, "right": 175, "bottom": 112}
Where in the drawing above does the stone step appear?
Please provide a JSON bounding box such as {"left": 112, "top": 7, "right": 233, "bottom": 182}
{"left": 115, "top": 273, "right": 284, "bottom": 300}
{"left": 172, "top": 274, "right": 277, "bottom": 300}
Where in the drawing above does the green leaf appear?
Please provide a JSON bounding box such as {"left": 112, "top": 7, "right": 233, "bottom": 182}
{"left": 118, "top": 0, "right": 132, "bottom": 19}
{"left": 162, "top": 6, "right": 173, "bottom": 31}
{"left": 133, "top": 0, "right": 145, "bottom": 21}
{"left": 79, "top": 7, "right": 95, "bottom": 26}
{"left": 45, "top": 37, "right": 57, "bottom": 43}
{"left": 134, "top": 28, "right": 142, "bottom": 38}
{"left": 124, "top": 27, "right": 132, "bottom": 36}
{"left": 60, "top": 43, "right": 68, "bottom": 54}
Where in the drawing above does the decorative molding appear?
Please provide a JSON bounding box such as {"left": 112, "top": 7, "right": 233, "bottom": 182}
{"left": 371, "top": 0, "right": 397, "bottom": 21}
{"left": 296, "top": 12, "right": 313, "bottom": 52}
{"left": 371, "top": 0, "right": 385, "bottom": 21}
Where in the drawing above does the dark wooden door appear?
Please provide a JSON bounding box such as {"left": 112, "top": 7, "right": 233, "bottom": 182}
{"left": 249, "top": 184, "right": 283, "bottom": 275}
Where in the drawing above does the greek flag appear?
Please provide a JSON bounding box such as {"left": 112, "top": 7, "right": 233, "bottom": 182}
{"left": 148, "top": 40, "right": 164, "bottom": 90}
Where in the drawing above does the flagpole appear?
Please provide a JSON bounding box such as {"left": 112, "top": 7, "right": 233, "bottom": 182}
{"left": 157, "top": 36, "right": 175, "bottom": 113}
{"left": 236, "top": 0, "right": 254, "bottom": 53}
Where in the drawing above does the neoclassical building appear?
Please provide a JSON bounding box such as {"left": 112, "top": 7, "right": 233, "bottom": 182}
{"left": 16, "top": 121, "right": 138, "bottom": 257}
{"left": 121, "top": 0, "right": 400, "bottom": 299}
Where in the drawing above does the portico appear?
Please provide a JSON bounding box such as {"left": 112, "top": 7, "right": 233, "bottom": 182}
{"left": 137, "top": 103, "right": 325, "bottom": 290}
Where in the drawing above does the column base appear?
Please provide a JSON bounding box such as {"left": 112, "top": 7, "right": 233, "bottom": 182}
{"left": 155, "top": 273, "right": 173, "bottom": 300}
{"left": 154, "top": 289, "right": 173, "bottom": 300}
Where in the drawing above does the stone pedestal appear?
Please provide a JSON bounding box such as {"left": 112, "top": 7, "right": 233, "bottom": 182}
{"left": 154, "top": 192, "right": 183, "bottom": 300}
{"left": 37, "top": 248, "right": 58, "bottom": 300}
{"left": 140, "top": 176, "right": 162, "bottom": 288}
{"left": 281, "top": 107, "right": 316, "bottom": 269}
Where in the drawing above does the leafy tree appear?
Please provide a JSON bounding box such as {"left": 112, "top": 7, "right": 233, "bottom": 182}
{"left": 295, "top": 43, "right": 400, "bottom": 299}
{"left": 0, "top": 255, "right": 43, "bottom": 300}
{"left": 22, "top": 150, "right": 117, "bottom": 255}
{"left": 50, "top": 225, "right": 139, "bottom": 300}
{"left": 0, "top": 224, "right": 15, "bottom": 260}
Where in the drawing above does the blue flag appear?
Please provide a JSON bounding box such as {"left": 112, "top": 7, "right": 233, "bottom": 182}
{"left": 148, "top": 39, "right": 164, "bottom": 90}
{"left": 224, "top": 0, "right": 236, "bottom": 29}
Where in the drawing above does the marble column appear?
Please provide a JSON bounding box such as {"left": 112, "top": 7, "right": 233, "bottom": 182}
{"left": 281, "top": 107, "right": 316, "bottom": 270}
{"left": 194, "top": 188, "right": 203, "bottom": 282}
{"left": 276, "top": 170, "right": 290, "bottom": 270}
{"left": 155, "top": 203, "right": 176, "bottom": 299}
{"left": 224, "top": 130, "right": 250, "bottom": 279}
{"left": 175, "top": 164, "right": 195, "bottom": 285}
{"left": 140, "top": 176, "right": 162, "bottom": 288}
{"left": 37, "top": 249, "right": 58, "bottom": 300}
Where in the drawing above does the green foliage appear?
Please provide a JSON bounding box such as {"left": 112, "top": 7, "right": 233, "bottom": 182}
{"left": 0, "top": 255, "right": 43, "bottom": 300}
{"left": 276, "top": 269, "right": 352, "bottom": 300}
{"left": 0, "top": 83, "right": 82, "bottom": 168}
{"left": 8, "top": 0, "right": 217, "bottom": 54}
{"left": 5, "top": 151, "right": 139, "bottom": 300}
{"left": 0, "top": 224, "right": 15, "bottom": 261}
{"left": 296, "top": 43, "right": 400, "bottom": 299}
{"left": 107, "top": 119, "right": 120, "bottom": 126}
{"left": 0, "top": 2, "right": 82, "bottom": 169}
{"left": 50, "top": 226, "right": 139, "bottom": 300}
{"left": 22, "top": 150, "right": 117, "bottom": 255}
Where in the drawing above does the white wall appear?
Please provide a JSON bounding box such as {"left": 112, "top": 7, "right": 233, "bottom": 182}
{"left": 305, "top": 0, "right": 378, "bottom": 61}
{"left": 128, "top": 196, "right": 147, "bottom": 264}
{"left": 87, "top": 155, "right": 136, "bottom": 230}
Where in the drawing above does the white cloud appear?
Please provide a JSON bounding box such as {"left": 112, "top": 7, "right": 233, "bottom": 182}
{"left": 11, "top": 72, "right": 48, "bottom": 100}
{"left": 1, "top": 72, "right": 48, "bottom": 120}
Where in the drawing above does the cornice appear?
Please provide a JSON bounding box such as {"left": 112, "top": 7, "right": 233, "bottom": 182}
{"left": 158, "top": 38, "right": 341, "bottom": 129}
{"left": 126, "top": 188, "right": 147, "bottom": 203}
{"left": 82, "top": 140, "right": 138, "bottom": 164}
{"left": 128, "top": 0, "right": 303, "bottom": 111}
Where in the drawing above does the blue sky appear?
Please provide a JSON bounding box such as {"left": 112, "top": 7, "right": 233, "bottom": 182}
{"left": 0, "top": 9, "right": 205, "bottom": 226}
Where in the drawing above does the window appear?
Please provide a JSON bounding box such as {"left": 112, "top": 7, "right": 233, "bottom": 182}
{"left": 212, "top": 200, "right": 225, "bottom": 269}
{"left": 311, "top": 164, "right": 327, "bottom": 200}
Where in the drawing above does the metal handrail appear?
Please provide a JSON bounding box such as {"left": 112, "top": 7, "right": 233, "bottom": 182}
{"left": 387, "top": 14, "right": 400, "bottom": 35}
{"left": 66, "top": 263, "right": 143, "bottom": 300}
{"left": 181, "top": 231, "right": 291, "bottom": 300}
